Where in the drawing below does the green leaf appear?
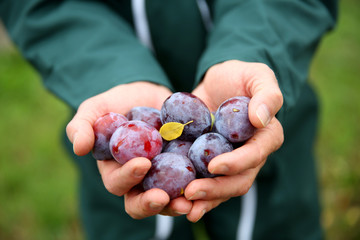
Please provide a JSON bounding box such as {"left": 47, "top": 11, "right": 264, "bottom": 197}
{"left": 159, "top": 120, "right": 193, "bottom": 141}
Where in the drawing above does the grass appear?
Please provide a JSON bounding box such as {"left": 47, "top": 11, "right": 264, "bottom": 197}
{"left": 0, "top": 48, "right": 82, "bottom": 240}
{"left": 0, "top": 1, "right": 359, "bottom": 239}
{"left": 309, "top": 0, "right": 360, "bottom": 239}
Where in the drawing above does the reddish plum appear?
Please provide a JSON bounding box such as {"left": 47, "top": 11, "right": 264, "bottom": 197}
{"left": 92, "top": 112, "right": 128, "bottom": 160}
{"left": 109, "top": 120, "right": 163, "bottom": 165}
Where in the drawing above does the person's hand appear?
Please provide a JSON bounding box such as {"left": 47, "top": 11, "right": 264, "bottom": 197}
{"left": 185, "top": 60, "right": 284, "bottom": 222}
{"left": 66, "top": 81, "right": 193, "bottom": 219}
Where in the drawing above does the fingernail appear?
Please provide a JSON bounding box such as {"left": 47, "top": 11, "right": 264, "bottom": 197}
{"left": 150, "top": 202, "right": 163, "bottom": 211}
{"left": 72, "top": 133, "right": 78, "bottom": 153}
{"left": 133, "top": 168, "right": 147, "bottom": 178}
{"left": 188, "top": 191, "right": 206, "bottom": 200}
{"left": 211, "top": 164, "right": 229, "bottom": 174}
{"left": 256, "top": 104, "right": 271, "bottom": 127}
{"left": 195, "top": 209, "right": 207, "bottom": 222}
{"left": 175, "top": 211, "right": 189, "bottom": 215}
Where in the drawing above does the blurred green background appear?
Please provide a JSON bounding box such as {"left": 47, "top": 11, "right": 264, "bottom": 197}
{"left": 0, "top": 1, "right": 359, "bottom": 239}
{"left": 0, "top": 23, "right": 81, "bottom": 240}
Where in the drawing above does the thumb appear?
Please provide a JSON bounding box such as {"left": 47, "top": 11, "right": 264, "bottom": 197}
{"left": 66, "top": 101, "right": 102, "bottom": 156}
{"left": 66, "top": 117, "right": 95, "bottom": 156}
{"left": 248, "top": 87, "right": 283, "bottom": 128}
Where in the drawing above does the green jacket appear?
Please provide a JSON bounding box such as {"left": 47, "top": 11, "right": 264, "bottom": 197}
{"left": 0, "top": 1, "right": 338, "bottom": 239}
{"left": 0, "top": 0, "right": 336, "bottom": 114}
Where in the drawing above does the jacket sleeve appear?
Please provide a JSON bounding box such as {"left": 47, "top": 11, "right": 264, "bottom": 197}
{"left": 0, "top": 0, "right": 172, "bottom": 109}
{"left": 196, "top": 0, "right": 337, "bottom": 121}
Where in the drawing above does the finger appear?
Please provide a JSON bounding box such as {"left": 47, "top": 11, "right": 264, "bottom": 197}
{"left": 192, "top": 83, "right": 218, "bottom": 112}
{"left": 208, "top": 117, "right": 284, "bottom": 175}
{"left": 97, "top": 157, "right": 151, "bottom": 196}
{"left": 159, "top": 196, "right": 193, "bottom": 216}
{"left": 186, "top": 198, "right": 227, "bottom": 223}
{"left": 246, "top": 63, "right": 283, "bottom": 128}
{"left": 66, "top": 117, "right": 95, "bottom": 156}
{"left": 66, "top": 99, "right": 108, "bottom": 156}
{"left": 124, "top": 187, "right": 170, "bottom": 219}
{"left": 185, "top": 168, "right": 260, "bottom": 201}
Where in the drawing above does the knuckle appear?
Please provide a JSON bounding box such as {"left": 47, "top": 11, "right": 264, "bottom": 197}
{"left": 239, "top": 179, "right": 253, "bottom": 196}
{"left": 124, "top": 196, "right": 150, "bottom": 220}
{"left": 104, "top": 182, "right": 116, "bottom": 195}
{"left": 264, "top": 84, "right": 283, "bottom": 111}
{"left": 278, "top": 126, "right": 285, "bottom": 143}
{"left": 255, "top": 62, "right": 273, "bottom": 74}
{"left": 124, "top": 205, "right": 140, "bottom": 219}
{"left": 78, "top": 97, "right": 103, "bottom": 116}
{"left": 78, "top": 97, "right": 93, "bottom": 110}
{"left": 65, "top": 121, "right": 74, "bottom": 138}
{"left": 270, "top": 119, "right": 284, "bottom": 152}
{"left": 273, "top": 89, "right": 284, "bottom": 108}
{"left": 103, "top": 178, "right": 123, "bottom": 196}
{"left": 276, "top": 123, "right": 285, "bottom": 148}
{"left": 257, "top": 62, "right": 269, "bottom": 69}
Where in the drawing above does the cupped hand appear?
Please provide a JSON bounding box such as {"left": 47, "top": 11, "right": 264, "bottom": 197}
{"left": 66, "top": 81, "right": 171, "bottom": 156}
{"left": 66, "top": 81, "right": 193, "bottom": 219}
{"left": 186, "top": 60, "right": 284, "bottom": 222}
